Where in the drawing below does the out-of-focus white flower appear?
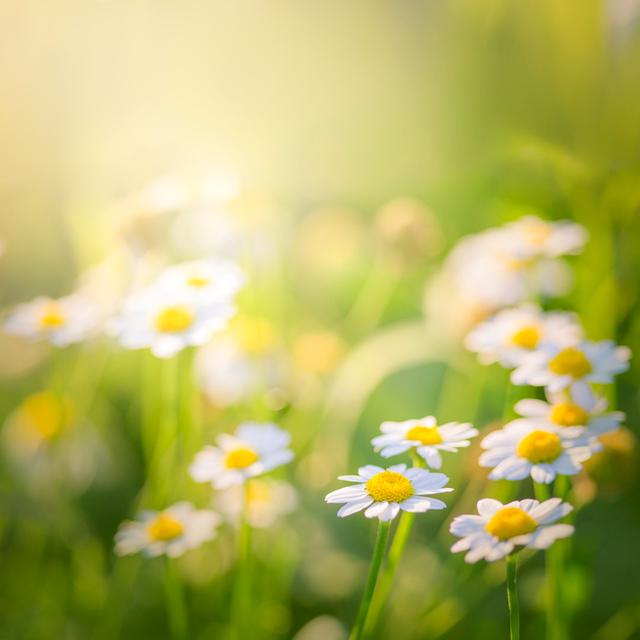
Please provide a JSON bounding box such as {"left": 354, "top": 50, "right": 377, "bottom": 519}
{"left": 325, "top": 464, "right": 452, "bottom": 522}
{"left": 465, "top": 304, "right": 582, "bottom": 367}
{"left": 4, "top": 294, "right": 98, "bottom": 346}
{"left": 450, "top": 498, "right": 574, "bottom": 563}
{"left": 215, "top": 478, "right": 297, "bottom": 528}
{"left": 512, "top": 385, "right": 624, "bottom": 441}
{"left": 371, "top": 416, "right": 478, "bottom": 469}
{"left": 190, "top": 422, "right": 293, "bottom": 489}
{"left": 511, "top": 340, "right": 631, "bottom": 392}
{"left": 112, "top": 286, "right": 234, "bottom": 358}
{"left": 115, "top": 502, "right": 219, "bottom": 558}
{"left": 479, "top": 422, "right": 593, "bottom": 484}
{"left": 504, "top": 215, "right": 587, "bottom": 259}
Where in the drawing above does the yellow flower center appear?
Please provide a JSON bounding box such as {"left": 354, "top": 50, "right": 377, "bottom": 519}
{"left": 365, "top": 470, "right": 414, "bottom": 503}
{"left": 230, "top": 316, "right": 276, "bottom": 355}
{"left": 521, "top": 220, "right": 552, "bottom": 246}
{"left": 147, "top": 512, "right": 184, "bottom": 542}
{"left": 548, "top": 348, "right": 592, "bottom": 378}
{"left": 550, "top": 402, "right": 588, "bottom": 427}
{"left": 246, "top": 479, "right": 271, "bottom": 503}
{"left": 39, "top": 303, "right": 66, "bottom": 329}
{"left": 186, "top": 275, "right": 210, "bottom": 288}
{"left": 154, "top": 305, "right": 194, "bottom": 333}
{"left": 485, "top": 506, "right": 538, "bottom": 540}
{"left": 510, "top": 325, "right": 541, "bottom": 349}
{"left": 405, "top": 425, "right": 443, "bottom": 446}
{"left": 225, "top": 447, "right": 259, "bottom": 469}
{"left": 516, "top": 430, "right": 563, "bottom": 463}
{"left": 19, "top": 391, "right": 74, "bottom": 440}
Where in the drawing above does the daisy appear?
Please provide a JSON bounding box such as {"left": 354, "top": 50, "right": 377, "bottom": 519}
{"left": 479, "top": 422, "right": 593, "bottom": 484}
{"left": 115, "top": 502, "right": 219, "bottom": 558}
{"left": 512, "top": 385, "right": 624, "bottom": 439}
{"left": 371, "top": 416, "right": 478, "bottom": 469}
{"left": 214, "top": 478, "right": 297, "bottom": 528}
{"left": 153, "top": 258, "right": 245, "bottom": 304}
{"left": 505, "top": 215, "right": 587, "bottom": 259}
{"left": 111, "top": 287, "right": 235, "bottom": 358}
{"left": 325, "top": 464, "right": 452, "bottom": 521}
{"left": 450, "top": 497, "right": 574, "bottom": 563}
{"left": 4, "top": 294, "right": 97, "bottom": 346}
{"left": 511, "top": 339, "right": 631, "bottom": 392}
{"left": 465, "top": 304, "right": 582, "bottom": 367}
{"left": 189, "top": 422, "right": 293, "bottom": 489}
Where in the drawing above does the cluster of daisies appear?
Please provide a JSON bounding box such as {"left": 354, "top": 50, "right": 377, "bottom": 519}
{"left": 115, "top": 421, "right": 295, "bottom": 557}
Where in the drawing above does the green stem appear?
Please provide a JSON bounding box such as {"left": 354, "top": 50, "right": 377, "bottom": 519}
{"left": 164, "top": 557, "right": 188, "bottom": 640}
{"left": 232, "top": 483, "right": 252, "bottom": 640}
{"left": 506, "top": 554, "right": 520, "bottom": 640}
{"left": 349, "top": 520, "right": 391, "bottom": 640}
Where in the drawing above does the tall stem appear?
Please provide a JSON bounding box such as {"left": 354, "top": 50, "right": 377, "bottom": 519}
{"left": 506, "top": 553, "right": 520, "bottom": 640}
{"left": 232, "top": 482, "right": 252, "bottom": 639}
{"left": 349, "top": 520, "right": 391, "bottom": 640}
{"left": 164, "top": 557, "right": 188, "bottom": 640}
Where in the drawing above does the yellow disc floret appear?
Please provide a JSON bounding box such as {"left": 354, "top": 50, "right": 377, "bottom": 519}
{"left": 365, "top": 470, "right": 414, "bottom": 503}
{"left": 39, "top": 303, "right": 66, "bottom": 329}
{"left": 154, "top": 305, "right": 194, "bottom": 333}
{"left": 186, "top": 275, "right": 210, "bottom": 288}
{"left": 406, "top": 425, "right": 443, "bottom": 446}
{"left": 548, "top": 347, "right": 592, "bottom": 378}
{"left": 225, "top": 447, "right": 259, "bottom": 469}
{"left": 147, "top": 512, "right": 184, "bottom": 542}
{"left": 485, "top": 506, "right": 538, "bottom": 540}
{"left": 230, "top": 316, "right": 277, "bottom": 355}
{"left": 511, "top": 325, "right": 541, "bottom": 349}
{"left": 517, "top": 430, "right": 563, "bottom": 463}
{"left": 550, "top": 402, "right": 588, "bottom": 427}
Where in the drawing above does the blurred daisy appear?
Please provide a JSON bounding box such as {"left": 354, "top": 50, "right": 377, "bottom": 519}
{"left": 511, "top": 340, "right": 631, "bottom": 392}
{"left": 4, "top": 294, "right": 97, "bottom": 346}
{"left": 479, "top": 422, "right": 593, "bottom": 484}
{"left": 371, "top": 416, "right": 478, "bottom": 469}
{"left": 505, "top": 215, "right": 587, "bottom": 259}
{"left": 325, "top": 464, "right": 452, "bottom": 521}
{"left": 450, "top": 497, "right": 574, "bottom": 563}
{"left": 215, "top": 478, "right": 297, "bottom": 528}
{"left": 190, "top": 422, "right": 293, "bottom": 489}
{"left": 115, "top": 502, "right": 219, "bottom": 558}
{"left": 112, "top": 288, "right": 234, "bottom": 358}
{"left": 512, "top": 385, "right": 624, "bottom": 439}
{"left": 465, "top": 304, "right": 582, "bottom": 367}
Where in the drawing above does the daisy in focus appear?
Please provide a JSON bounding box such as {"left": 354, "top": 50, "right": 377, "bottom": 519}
{"left": 465, "top": 304, "right": 582, "bottom": 367}
{"left": 511, "top": 339, "right": 631, "bottom": 392}
{"left": 479, "top": 422, "right": 593, "bottom": 484}
{"left": 115, "top": 502, "right": 219, "bottom": 558}
{"left": 4, "top": 294, "right": 97, "bottom": 346}
{"left": 450, "top": 497, "right": 574, "bottom": 563}
{"left": 325, "top": 464, "right": 452, "bottom": 521}
{"left": 215, "top": 478, "right": 297, "bottom": 528}
{"left": 371, "top": 416, "right": 478, "bottom": 469}
{"left": 190, "top": 422, "right": 293, "bottom": 489}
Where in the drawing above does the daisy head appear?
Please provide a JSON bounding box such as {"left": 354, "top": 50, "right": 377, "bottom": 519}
{"left": 479, "top": 422, "right": 593, "bottom": 484}
{"left": 371, "top": 416, "right": 478, "bottom": 469}
{"left": 114, "top": 502, "right": 219, "bottom": 558}
{"left": 450, "top": 497, "right": 574, "bottom": 563}
{"left": 4, "top": 294, "right": 97, "bottom": 346}
{"left": 505, "top": 215, "right": 588, "bottom": 259}
{"left": 112, "top": 287, "right": 235, "bottom": 358}
{"left": 511, "top": 340, "right": 631, "bottom": 392}
{"left": 325, "top": 464, "right": 452, "bottom": 522}
{"left": 189, "top": 422, "right": 293, "bottom": 489}
{"left": 465, "top": 304, "right": 582, "bottom": 367}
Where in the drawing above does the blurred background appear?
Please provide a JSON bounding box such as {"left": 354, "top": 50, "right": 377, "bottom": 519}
{"left": 1, "top": 1, "right": 640, "bottom": 638}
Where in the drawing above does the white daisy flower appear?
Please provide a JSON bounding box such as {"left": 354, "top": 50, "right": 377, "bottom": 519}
{"left": 111, "top": 287, "right": 235, "bottom": 358}
{"left": 512, "top": 385, "right": 624, "bottom": 440}
{"left": 465, "top": 304, "right": 582, "bottom": 367}
{"left": 153, "top": 258, "right": 245, "bottom": 304}
{"left": 479, "top": 422, "right": 593, "bottom": 484}
{"left": 505, "top": 215, "right": 588, "bottom": 259}
{"left": 114, "top": 502, "right": 219, "bottom": 558}
{"left": 511, "top": 339, "right": 631, "bottom": 392}
{"left": 189, "top": 422, "right": 293, "bottom": 489}
{"left": 450, "top": 497, "right": 574, "bottom": 563}
{"left": 371, "top": 416, "right": 478, "bottom": 469}
{"left": 4, "top": 294, "right": 97, "bottom": 346}
{"left": 214, "top": 478, "right": 297, "bottom": 528}
{"left": 324, "top": 464, "right": 453, "bottom": 522}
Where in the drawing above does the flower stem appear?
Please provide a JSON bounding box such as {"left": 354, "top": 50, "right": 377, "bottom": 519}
{"left": 232, "top": 482, "right": 253, "bottom": 640}
{"left": 164, "top": 557, "right": 188, "bottom": 640}
{"left": 349, "top": 520, "right": 391, "bottom": 640}
{"left": 506, "top": 553, "right": 520, "bottom": 640}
